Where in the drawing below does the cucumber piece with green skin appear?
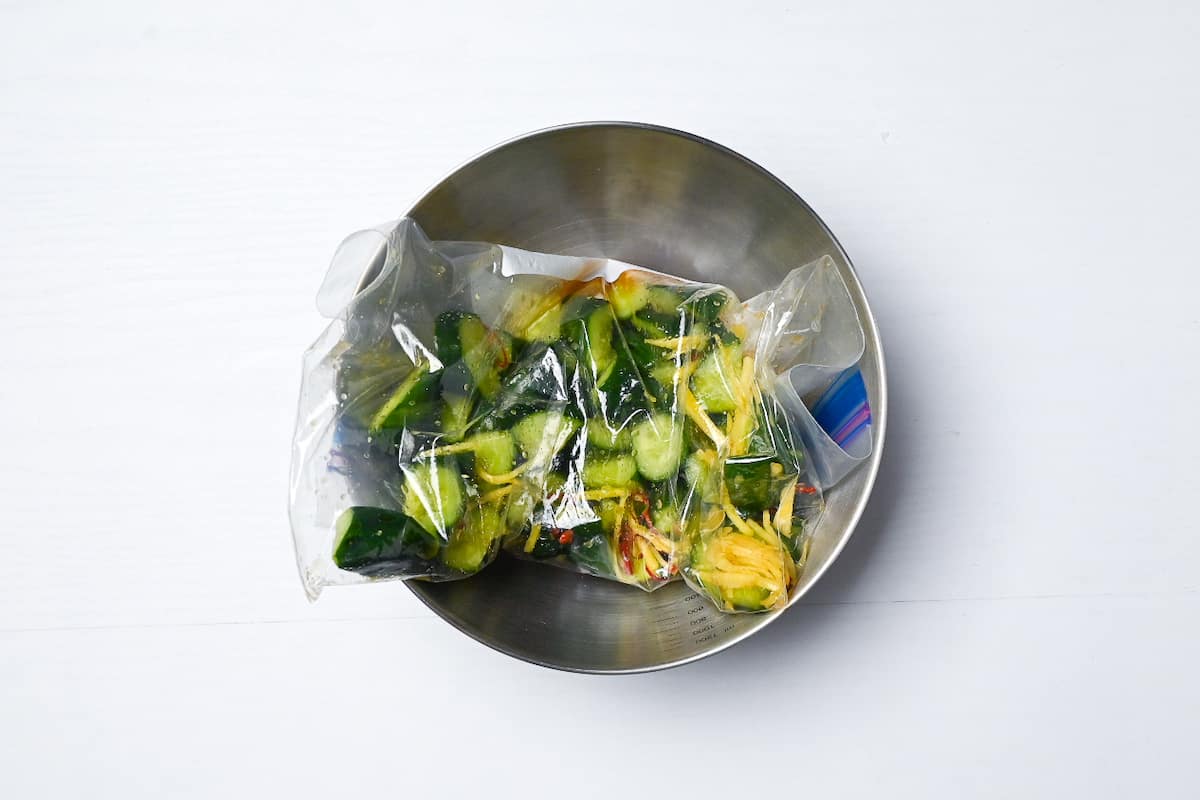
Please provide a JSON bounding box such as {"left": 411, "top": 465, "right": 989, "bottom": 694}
{"left": 586, "top": 420, "right": 632, "bottom": 450}
{"left": 650, "top": 359, "right": 682, "bottom": 391}
{"left": 506, "top": 490, "right": 536, "bottom": 531}
{"left": 690, "top": 344, "right": 742, "bottom": 413}
{"left": 469, "top": 430, "right": 516, "bottom": 475}
{"left": 528, "top": 526, "right": 567, "bottom": 559}
{"left": 434, "top": 309, "right": 472, "bottom": 365}
{"left": 443, "top": 502, "right": 504, "bottom": 573}
{"left": 631, "top": 412, "right": 685, "bottom": 481}
{"left": 649, "top": 486, "right": 679, "bottom": 533}
{"left": 582, "top": 453, "right": 638, "bottom": 489}
{"left": 785, "top": 517, "right": 808, "bottom": 563}
{"left": 684, "top": 452, "right": 720, "bottom": 504}
{"left": 563, "top": 299, "right": 617, "bottom": 377}
{"left": 460, "top": 316, "right": 511, "bottom": 399}
{"left": 440, "top": 393, "right": 474, "bottom": 442}
{"left": 568, "top": 520, "right": 612, "bottom": 575}
{"left": 615, "top": 326, "right": 668, "bottom": 404}
{"left": 433, "top": 310, "right": 512, "bottom": 400}
{"left": 493, "top": 343, "right": 576, "bottom": 408}
{"left": 597, "top": 345, "right": 653, "bottom": 424}
{"left": 609, "top": 272, "right": 650, "bottom": 319}
{"left": 369, "top": 363, "right": 441, "bottom": 434}
{"left": 646, "top": 286, "right": 687, "bottom": 315}
{"left": 511, "top": 410, "right": 581, "bottom": 461}
{"left": 685, "top": 290, "right": 729, "bottom": 324}
{"left": 402, "top": 460, "right": 466, "bottom": 536}
{"left": 333, "top": 506, "right": 438, "bottom": 572}
{"left": 707, "top": 318, "right": 742, "bottom": 346}
{"left": 726, "top": 586, "right": 771, "bottom": 611}
{"left": 724, "top": 455, "right": 778, "bottom": 513}
{"left": 631, "top": 309, "right": 682, "bottom": 341}
{"left": 524, "top": 305, "right": 563, "bottom": 343}
{"left": 477, "top": 401, "right": 540, "bottom": 433}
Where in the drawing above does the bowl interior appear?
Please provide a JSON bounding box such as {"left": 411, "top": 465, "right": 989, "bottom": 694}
{"left": 404, "top": 123, "right": 884, "bottom": 672}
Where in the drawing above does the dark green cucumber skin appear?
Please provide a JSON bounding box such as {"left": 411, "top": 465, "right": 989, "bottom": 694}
{"left": 597, "top": 346, "right": 650, "bottom": 424}
{"left": 724, "top": 455, "right": 777, "bottom": 513}
{"left": 373, "top": 370, "right": 441, "bottom": 431}
{"left": 568, "top": 520, "right": 611, "bottom": 575}
{"left": 525, "top": 520, "right": 611, "bottom": 574}
{"left": 333, "top": 507, "right": 438, "bottom": 574}
{"left": 526, "top": 525, "right": 567, "bottom": 559}
{"left": 434, "top": 309, "right": 474, "bottom": 365}
{"left": 630, "top": 309, "right": 682, "bottom": 340}
{"left": 686, "top": 291, "right": 729, "bottom": 324}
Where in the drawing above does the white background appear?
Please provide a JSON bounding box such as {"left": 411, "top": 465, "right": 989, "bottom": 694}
{"left": 3, "top": 1, "right": 1198, "bottom": 797}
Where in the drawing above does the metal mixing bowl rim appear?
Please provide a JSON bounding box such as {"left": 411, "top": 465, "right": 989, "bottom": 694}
{"left": 401, "top": 120, "right": 888, "bottom": 674}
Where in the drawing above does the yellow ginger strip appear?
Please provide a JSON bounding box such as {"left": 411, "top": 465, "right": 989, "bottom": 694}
{"left": 523, "top": 523, "right": 542, "bottom": 554}
{"left": 736, "top": 354, "right": 756, "bottom": 406}
{"left": 693, "top": 569, "right": 781, "bottom": 592}
{"left": 726, "top": 355, "right": 758, "bottom": 456}
{"left": 684, "top": 387, "right": 726, "bottom": 448}
{"left": 676, "top": 357, "right": 726, "bottom": 448}
{"left": 645, "top": 334, "right": 708, "bottom": 351}
{"left": 415, "top": 440, "right": 478, "bottom": 459}
{"left": 773, "top": 477, "right": 797, "bottom": 537}
{"left": 715, "top": 503, "right": 753, "bottom": 542}
{"left": 477, "top": 461, "right": 529, "bottom": 486}
{"left": 583, "top": 488, "right": 629, "bottom": 502}
{"left": 479, "top": 484, "right": 515, "bottom": 504}
{"left": 637, "top": 538, "right": 663, "bottom": 574}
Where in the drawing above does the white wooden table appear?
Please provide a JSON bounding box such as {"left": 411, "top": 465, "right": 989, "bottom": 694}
{"left": 3, "top": 1, "right": 1197, "bottom": 796}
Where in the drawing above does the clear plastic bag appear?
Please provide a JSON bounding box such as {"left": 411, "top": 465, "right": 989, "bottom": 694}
{"left": 290, "top": 219, "right": 868, "bottom": 610}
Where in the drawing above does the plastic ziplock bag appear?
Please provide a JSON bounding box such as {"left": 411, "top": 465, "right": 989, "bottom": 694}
{"left": 289, "top": 219, "right": 869, "bottom": 611}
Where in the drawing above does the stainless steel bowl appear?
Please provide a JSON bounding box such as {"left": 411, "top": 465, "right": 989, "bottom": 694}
{"left": 403, "top": 122, "right": 886, "bottom": 672}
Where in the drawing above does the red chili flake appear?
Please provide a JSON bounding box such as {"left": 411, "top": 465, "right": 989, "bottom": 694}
{"left": 668, "top": 563, "right": 678, "bottom": 576}
{"left": 558, "top": 529, "right": 574, "bottom": 545}
{"left": 797, "top": 485, "right": 817, "bottom": 495}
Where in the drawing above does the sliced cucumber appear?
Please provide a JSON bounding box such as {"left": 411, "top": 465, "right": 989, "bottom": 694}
{"left": 460, "top": 315, "right": 510, "bottom": 399}
{"left": 434, "top": 310, "right": 512, "bottom": 401}
{"left": 609, "top": 271, "right": 650, "bottom": 319}
{"left": 470, "top": 430, "right": 516, "bottom": 475}
{"left": 564, "top": 299, "right": 617, "bottom": 376}
{"left": 582, "top": 453, "right": 638, "bottom": 489}
{"left": 443, "top": 502, "right": 504, "bottom": 573}
{"left": 690, "top": 344, "right": 742, "bottom": 413}
{"left": 724, "top": 455, "right": 777, "bottom": 513}
{"left": 369, "top": 362, "right": 440, "bottom": 434}
{"left": 586, "top": 420, "right": 632, "bottom": 451}
{"left": 646, "top": 285, "right": 687, "bottom": 315}
{"left": 402, "top": 460, "right": 466, "bottom": 536}
{"left": 650, "top": 490, "right": 679, "bottom": 533}
{"left": 596, "top": 498, "right": 623, "bottom": 534}
{"left": 434, "top": 309, "right": 472, "bottom": 365}
{"left": 440, "top": 393, "right": 474, "bottom": 442}
{"left": 631, "top": 412, "right": 684, "bottom": 481}
{"left": 685, "top": 289, "right": 730, "bottom": 323}
{"left": 650, "top": 358, "right": 682, "bottom": 390}
{"left": 568, "top": 519, "right": 612, "bottom": 575}
{"left": 630, "top": 309, "right": 681, "bottom": 340}
{"left": 684, "top": 452, "right": 719, "bottom": 503}
{"left": 511, "top": 411, "right": 581, "bottom": 461}
{"left": 332, "top": 506, "right": 437, "bottom": 571}
{"left": 726, "top": 586, "right": 771, "bottom": 611}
